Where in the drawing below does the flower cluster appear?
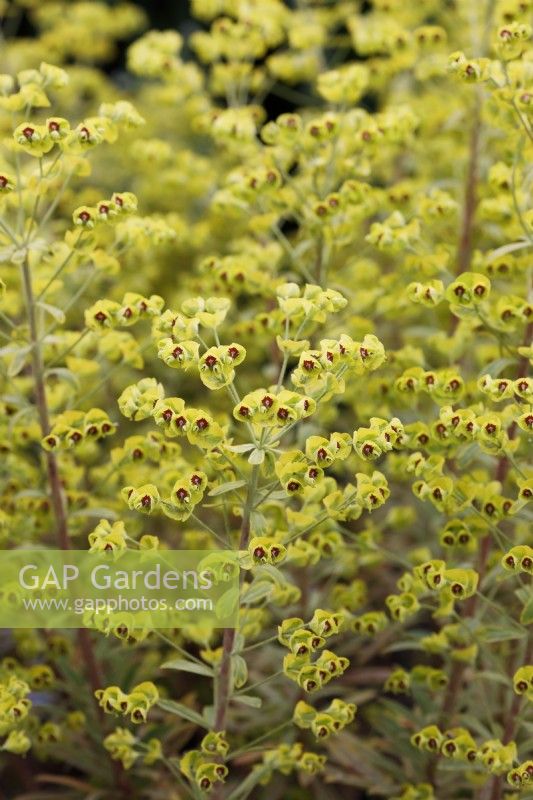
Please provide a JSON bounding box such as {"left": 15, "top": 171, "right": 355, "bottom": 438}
{"left": 0, "top": 0, "right": 531, "bottom": 798}
{"left": 180, "top": 731, "right": 229, "bottom": 793}
{"left": 279, "top": 612, "right": 349, "bottom": 692}
{"left": 104, "top": 727, "right": 162, "bottom": 770}
{"left": 411, "top": 724, "right": 519, "bottom": 777}
{"left": 293, "top": 698, "right": 356, "bottom": 740}
{"left": 42, "top": 408, "right": 116, "bottom": 451}
{"left": 95, "top": 681, "right": 159, "bottom": 724}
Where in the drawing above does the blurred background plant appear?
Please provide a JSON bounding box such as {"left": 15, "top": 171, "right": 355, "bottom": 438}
{"left": 0, "top": 1, "right": 531, "bottom": 799}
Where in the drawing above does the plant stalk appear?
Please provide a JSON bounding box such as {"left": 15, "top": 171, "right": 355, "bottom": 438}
{"left": 212, "top": 463, "right": 260, "bottom": 798}
{"left": 20, "top": 256, "right": 103, "bottom": 694}
{"left": 456, "top": 93, "right": 482, "bottom": 275}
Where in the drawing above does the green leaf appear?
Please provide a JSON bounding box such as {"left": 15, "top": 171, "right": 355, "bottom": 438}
{"left": 248, "top": 448, "right": 265, "bottom": 464}
{"left": 157, "top": 698, "right": 209, "bottom": 729}
{"left": 0, "top": 344, "right": 24, "bottom": 357}
{"left": 264, "top": 490, "right": 288, "bottom": 501}
{"left": 36, "top": 301, "right": 66, "bottom": 323}
{"left": 456, "top": 443, "right": 479, "bottom": 469}
{"left": 479, "top": 624, "right": 526, "bottom": 642}
{"left": 10, "top": 247, "right": 27, "bottom": 265}
{"left": 450, "top": 305, "right": 477, "bottom": 319}
{"left": 6, "top": 406, "right": 32, "bottom": 427}
{"left": 294, "top": 240, "right": 314, "bottom": 257}
{"left": 14, "top": 489, "right": 47, "bottom": 499}
{"left": 520, "top": 596, "right": 533, "bottom": 625}
{"left": 202, "top": 704, "right": 214, "bottom": 728}
{"left": 384, "top": 640, "right": 424, "bottom": 653}
{"left": 226, "top": 443, "right": 255, "bottom": 453}
{"left": 257, "top": 563, "right": 287, "bottom": 585}
{"left": 208, "top": 479, "right": 246, "bottom": 497}
{"left": 488, "top": 239, "right": 531, "bottom": 259}
{"left": 44, "top": 366, "right": 80, "bottom": 390}
{"left": 515, "top": 586, "right": 531, "bottom": 605}
{"left": 234, "top": 694, "right": 262, "bottom": 708}
{"left": 215, "top": 586, "right": 239, "bottom": 620}
{"left": 232, "top": 654, "right": 248, "bottom": 689}
{"left": 241, "top": 581, "right": 272, "bottom": 605}
{"left": 476, "top": 670, "right": 511, "bottom": 687}
{"left": 161, "top": 658, "right": 214, "bottom": 677}
{"left": 7, "top": 345, "right": 31, "bottom": 377}
{"left": 478, "top": 357, "right": 516, "bottom": 379}
{"left": 250, "top": 510, "right": 267, "bottom": 535}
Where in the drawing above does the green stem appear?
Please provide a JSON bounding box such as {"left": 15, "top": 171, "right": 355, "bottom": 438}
{"left": 162, "top": 756, "right": 198, "bottom": 799}
{"left": 153, "top": 630, "right": 207, "bottom": 667}
{"left": 0, "top": 216, "right": 18, "bottom": 244}
{"left": 24, "top": 157, "right": 44, "bottom": 244}
{"left": 0, "top": 310, "right": 16, "bottom": 330}
{"left": 37, "top": 168, "right": 73, "bottom": 232}
{"left": 234, "top": 669, "right": 284, "bottom": 696}
{"left": 226, "top": 765, "right": 274, "bottom": 800}
{"left": 35, "top": 230, "right": 85, "bottom": 301}
{"left": 190, "top": 512, "right": 231, "bottom": 550}
{"left": 228, "top": 720, "right": 292, "bottom": 761}
{"left": 239, "top": 634, "right": 278, "bottom": 653}
{"left": 80, "top": 340, "right": 153, "bottom": 403}
{"left": 48, "top": 327, "right": 91, "bottom": 368}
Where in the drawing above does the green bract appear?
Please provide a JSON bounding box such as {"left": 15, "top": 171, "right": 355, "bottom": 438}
{"left": 0, "top": 1, "right": 531, "bottom": 798}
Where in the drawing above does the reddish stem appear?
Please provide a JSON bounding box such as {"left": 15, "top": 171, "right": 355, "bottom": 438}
{"left": 21, "top": 258, "right": 104, "bottom": 693}
{"left": 457, "top": 95, "right": 481, "bottom": 275}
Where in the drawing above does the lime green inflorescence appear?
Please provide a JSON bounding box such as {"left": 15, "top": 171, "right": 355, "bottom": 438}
{"left": 0, "top": 0, "right": 531, "bottom": 797}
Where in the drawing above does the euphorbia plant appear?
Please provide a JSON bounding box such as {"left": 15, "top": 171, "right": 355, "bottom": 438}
{"left": 0, "top": 0, "right": 532, "bottom": 799}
